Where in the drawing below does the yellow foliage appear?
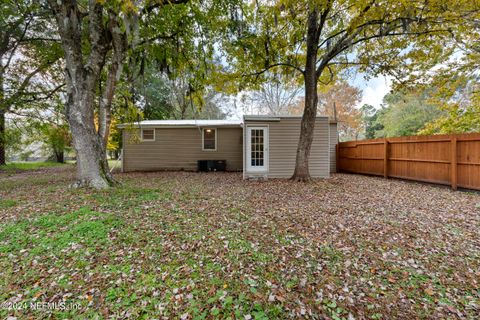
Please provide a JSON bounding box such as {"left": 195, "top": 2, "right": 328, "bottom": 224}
{"left": 107, "top": 117, "right": 119, "bottom": 151}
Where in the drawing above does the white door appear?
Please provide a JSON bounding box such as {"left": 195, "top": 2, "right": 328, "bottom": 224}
{"left": 246, "top": 127, "right": 268, "bottom": 172}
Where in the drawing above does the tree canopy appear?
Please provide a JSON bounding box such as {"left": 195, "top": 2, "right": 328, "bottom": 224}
{"left": 220, "top": 0, "right": 478, "bottom": 180}
{"left": 1, "top": 0, "right": 479, "bottom": 187}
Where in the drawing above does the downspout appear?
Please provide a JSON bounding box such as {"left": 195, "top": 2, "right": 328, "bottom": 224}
{"left": 327, "top": 118, "right": 330, "bottom": 178}
{"left": 242, "top": 117, "right": 245, "bottom": 179}
{"left": 121, "top": 129, "right": 125, "bottom": 172}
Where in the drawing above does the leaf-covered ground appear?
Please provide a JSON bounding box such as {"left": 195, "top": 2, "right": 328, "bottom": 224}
{"left": 0, "top": 166, "right": 479, "bottom": 319}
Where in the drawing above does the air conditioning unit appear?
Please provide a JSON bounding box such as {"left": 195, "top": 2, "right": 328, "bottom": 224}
{"left": 197, "top": 160, "right": 226, "bottom": 172}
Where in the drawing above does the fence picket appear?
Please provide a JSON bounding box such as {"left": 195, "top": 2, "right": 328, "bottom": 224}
{"left": 337, "top": 133, "right": 480, "bottom": 191}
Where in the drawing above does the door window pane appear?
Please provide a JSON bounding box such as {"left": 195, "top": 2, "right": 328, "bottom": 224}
{"left": 250, "top": 129, "right": 265, "bottom": 167}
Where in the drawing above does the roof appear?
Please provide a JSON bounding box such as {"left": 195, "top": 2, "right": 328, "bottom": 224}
{"left": 243, "top": 115, "right": 329, "bottom": 121}
{"left": 117, "top": 115, "right": 335, "bottom": 128}
{"left": 117, "top": 119, "right": 243, "bottom": 129}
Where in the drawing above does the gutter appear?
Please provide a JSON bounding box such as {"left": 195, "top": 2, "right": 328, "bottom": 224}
{"left": 117, "top": 123, "right": 243, "bottom": 129}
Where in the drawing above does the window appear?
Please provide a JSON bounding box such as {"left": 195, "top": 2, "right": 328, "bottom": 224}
{"left": 141, "top": 129, "right": 155, "bottom": 141}
{"left": 202, "top": 128, "right": 216, "bottom": 151}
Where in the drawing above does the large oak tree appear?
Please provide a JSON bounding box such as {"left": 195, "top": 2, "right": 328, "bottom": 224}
{"left": 46, "top": 0, "right": 235, "bottom": 188}
{"left": 45, "top": 0, "right": 131, "bottom": 188}
{"left": 225, "top": 0, "right": 476, "bottom": 181}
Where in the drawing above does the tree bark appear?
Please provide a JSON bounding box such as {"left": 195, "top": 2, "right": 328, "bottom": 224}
{"left": 291, "top": 9, "right": 320, "bottom": 182}
{"left": 98, "top": 14, "right": 127, "bottom": 148}
{"left": 98, "top": 61, "right": 120, "bottom": 150}
{"left": 0, "top": 66, "right": 5, "bottom": 166}
{"left": 180, "top": 104, "right": 187, "bottom": 119}
{"left": 49, "top": 0, "right": 115, "bottom": 188}
{"left": 54, "top": 149, "right": 64, "bottom": 163}
{"left": 67, "top": 90, "right": 114, "bottom": 188}
{"left": 0, "top": 108, "right": 5, "bottom": 166}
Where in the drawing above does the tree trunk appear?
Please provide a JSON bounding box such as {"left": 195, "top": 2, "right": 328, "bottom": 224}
{"left": 0, "top": 108, "right": 5, "bottom": 166}
{"left": 98, "top": 14, "right": 126, "bottom": 149}
{"left": 54, "top": 149, "right": 64, "bottom": 163}
{"left": 48, "top": 0, "right": 117, "bottom": 188}
{"left": 180, "top": 102, "right": 187, "bottom": 119}
{"left": 98, "top": 65, "right": 116, "bottom": 148}
{"left": 0, "top": 66, "right": 5, "bottom": 166}
{"left": 292, "top": 9, "right": 320, "bottom": 182}
{"left": 67, "top": 92, "right": 114, "bottom": 189}
{"left": 98, "top": 59, "right": 123, "bottom": 151}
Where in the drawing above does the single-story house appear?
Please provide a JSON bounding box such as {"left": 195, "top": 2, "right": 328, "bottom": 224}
{"left": 118, "top": 115, "right": 338, "bottom": 179}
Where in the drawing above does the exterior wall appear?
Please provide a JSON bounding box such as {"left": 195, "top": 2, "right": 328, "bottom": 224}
{"left": 244, "top": 117, "right": 330, "bottom": 178}
{"left": 329, "top": 122, "right": 338, "bottom": 173}
{"left": 122, "top": 127, "right": 243, "bottom": 172}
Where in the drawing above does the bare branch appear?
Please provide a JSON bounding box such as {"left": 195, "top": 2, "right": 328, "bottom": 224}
{"left": 243, "top": 62, "right": 305, "bottom": 81}
{"left": 15, "top": 83, "right": 66, "bottom": 105}
{"left": 143, "top": 0, "right": 190, "bottom": 14}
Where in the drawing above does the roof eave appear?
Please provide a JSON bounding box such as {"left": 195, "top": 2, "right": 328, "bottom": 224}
{"left": 117, "top": 123, "right": 243, "bottom": 129}
{"left": 243, "top": 115, "right": 330, "bottom": 121}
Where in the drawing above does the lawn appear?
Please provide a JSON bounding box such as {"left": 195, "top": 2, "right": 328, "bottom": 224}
{"left": 0, "top": 161, "right": 68, "bottom": 173}
{"left": 0, "top": 167, "right": 479, "bottom": 319}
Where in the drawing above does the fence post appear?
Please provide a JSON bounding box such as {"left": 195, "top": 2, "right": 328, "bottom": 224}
{"left": 336, "top": 144, "right": 340, "bottom": 173}
{"left": 384, "top": 138, "right": 389, "bottom": 178}
{"left": 451, "top": 136, "right": 457, "bottom": 190}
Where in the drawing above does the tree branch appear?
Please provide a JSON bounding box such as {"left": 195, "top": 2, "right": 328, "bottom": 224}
{"left": 1, "top": 60, "right": 58, "bottom": 111}
{"left": 2, "top": 15, "right": 33, "bottom": 72}
{"left": 350, "top": 29, "right": 451, "bottom": 47}
{"left": 143, "top": 0, "right": 190, "bottom": 14}
{"left": 15, "top": 83, "right": 65, "bottom": 105}
{"left": 243, "top": 62, "right": 305, "bottom": 81}
{"left": 315, "top": 0, "right": 333, "bottom": 44}
{"left": 136, "top": 31, "right": 181, "bottom": 46}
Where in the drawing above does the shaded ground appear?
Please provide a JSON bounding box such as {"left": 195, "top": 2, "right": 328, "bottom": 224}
{"left": 0, "top": 167, "right": 479, "bottom": 319}
{"left": 0, "top": 161, "right": 68, "bottom": 173}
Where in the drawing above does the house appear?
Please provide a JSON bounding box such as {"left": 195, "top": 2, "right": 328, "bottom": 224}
{"left": 118, "top": 115, "right": 338, "bottom": 179}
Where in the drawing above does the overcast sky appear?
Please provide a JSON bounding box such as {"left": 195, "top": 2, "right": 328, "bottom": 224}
{"left": 353, "top": 75, "right": 392, "bottom": 110}
{"left": 227, "top": 74, "right": 392, "bottom": 119}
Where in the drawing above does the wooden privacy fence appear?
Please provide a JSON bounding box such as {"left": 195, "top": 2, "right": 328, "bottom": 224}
{"left": 336, "top": 133, "right": 480, "bottom": 191}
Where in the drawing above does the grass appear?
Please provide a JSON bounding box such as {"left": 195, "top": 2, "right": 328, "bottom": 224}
{"left": 0, "top": 161, "right": 67, "bottom": 172}
{"left": 0, "top": 207, "right": 118, "bottom": 255}
{"left": 0, "top": 199, "right": 17, "bottom": 209}
{"left": 0, "top": 168, "right": 479, "bottom": 319}
{"left": 0, "top": 160, "right": 120, "bottom": 173}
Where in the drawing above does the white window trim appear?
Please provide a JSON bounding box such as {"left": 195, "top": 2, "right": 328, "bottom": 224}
{"left": 141, "top": 128, "right": 155, "bottom": 142}
{"left": 202, "top": 128, "right": 217, "bottom": 151}
{"left": 246, "top": 126, "right": 269, "bottom": 173}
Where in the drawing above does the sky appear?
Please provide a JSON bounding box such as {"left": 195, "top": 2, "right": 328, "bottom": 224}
{"left": 353, "top": 75, "right": 392, "bottom": 110}
{"left": 227, "top": 74, "right": 393, "bottom": 119}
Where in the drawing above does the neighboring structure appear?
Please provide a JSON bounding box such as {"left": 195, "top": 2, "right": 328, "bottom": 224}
{"left": 118, "top": 116, "right": 338, "bottom": 179}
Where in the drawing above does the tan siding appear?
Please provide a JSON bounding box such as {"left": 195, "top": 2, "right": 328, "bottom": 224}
{"left": 244, "top": 117, "right": 330, "bottom": 178}
{"left": 122, "top": 127, "right": 243, "bottom": 172}
{"left": 329, "top": 123, "right": 338, "bottom": 173}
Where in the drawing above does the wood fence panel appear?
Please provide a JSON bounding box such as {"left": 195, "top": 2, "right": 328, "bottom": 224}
{"left": 338, "top": 139, "right": 384, "bottom": 176}
{"left": 457, "top": 138, "right": 480, "bottom": 190}
{"left": 337, "top": 133, "right": 480, "bottom": 191}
